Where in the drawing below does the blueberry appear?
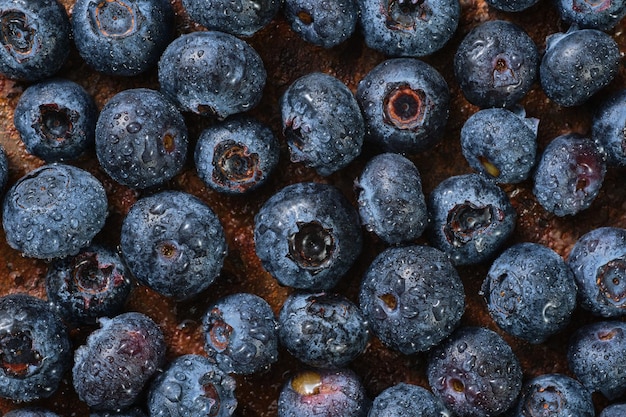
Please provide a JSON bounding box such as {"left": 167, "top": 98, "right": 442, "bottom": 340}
{"left": 567, "top": 320, "right": 626, "bottom": 400}
{"left": 427, "top": 173, "right": 516, "bottom": 266}
{"left": 2, "top": 163, "right": 108, "bottom": 260}
{"left": 460, "top": 107, "right": 538, "bottom": 184}
{"left": 90, "top": 408, "right": 147, "bottom": 417}
{"left": 0, "top": 144, "right": 8, "bottom": 194}
{"left": 484, "top": 0, "right": 539, "bottom": 12}
{"left": 555, "top": 0, "right": 626, "bottom": 30}
{"left": 0, "top": 0, "right": 70, "bottom": 81}
{"left": 600, "top": 403, "right": 626, "bottom": 417}
{"left": 368, "top": 383, "right": 450, "bottom": 417}
{"left": 514, "top": 373, "right": 594, "bottom": 417}
{"left": 567, "top": 227, "right": 626, "bottom": 317}
{"left": 480, "top": 242, "right": 577, "bottom": 344}
{"left": 45, "top": 244, "right": 133, "bottom": 325}
{"left": 592, "top": 88, "right": 626, "bottom": 167}
{"left": 355, "top": 153, "right": 428, "bottom": 245}
{"left": 278, "top": 292, "right": 369, "bottom": 368}
{"left": 358, "top": 0, "right": 460, "bottom": 57}
{"left": 280, "top": 72, "right": 364, "bottom": 176}
{"left": 5, "top": 409, "right": 61, "bottom": 417}
{"left": 532, "top": 133, "right": 606, "bottom": 217}
{"left": 73, "top": 312, "right": 166, "bottom": 411}
{"left": 454, "top": 20, "right": 539, "bottom": 108}
{"left": 147, "top": 354, "right": 238, "bottom": 417}
{"left": 427, "top": 326, "right": 522, "bottom": 417}
{"left": 359, "top": 245, "right": 464, "bottom": 354}
{"left": 356, "top": 58, "right": 450, "bottom": 154}
{"left": 203, "top": 292, "right": 279, "bottom": 374}
{"left": 95, "top": 88, "right": 188, "bottom": 190}
{"left": 0, "top": 294, "right": 71, "bottom": 402}
{"left": 194, "top": 116, "right": 280, "bottom": 194}
{"left": 283, "top": 0, "right": 358, "bottom": 48}
{"left": 158, "top": 31, "right": 266, "bottom": 119}
{"left": 540, "top": 27, "right": 620, "bottom": 107}
{"left": 71, "top": 0, "right": 174, "bottom": 76}
{"left": 120, "top": 190, "right": 227, "bottom": 301}
{"left": 278, "top": 368, "right": 369, "bottom": 417}
{"left": 254, "top": 182, "right": 363, "bottom": 290}
{"left": 14, "top": 78, "right": 97, "bottom": 162}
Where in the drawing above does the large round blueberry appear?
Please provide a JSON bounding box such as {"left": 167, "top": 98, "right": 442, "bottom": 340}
{"left": 514, "top": 373, "right": 594, "bottom": 417}
{"left": 120, "top": 191, "right": 227, "bottom": 301}
{"left": 356, "top": 58, "right": 450, "bottom": 154}
{"left": 593, "top": 88, "right": 626, "bottom": 167}
{"left": 368, "top": 383, "right": 450, "bottom": 417}
{"left": 555, "top": 0, "right": 626, "bottom": 30}
{"left": 2, "top": 163, "right": 108, "bottom": 260}
{"left": 284, "top": 0, "right": 358, "bottom": 48}
{"left": 254, "top": 182, "right": 363, "bottom": 290}
{"left": 5, "top": 409, "right": 60, "bottom": 417}
{"left": 601, "top": 403, "right": 626, "bottom": 417}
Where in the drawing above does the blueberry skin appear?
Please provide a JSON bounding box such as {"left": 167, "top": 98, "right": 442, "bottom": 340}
{"left": 427, "top": 173, "right": 516, "bottom": 266}
{"left": 45, "top": 244, "right": 133, "bottom": 325}
{"left": 158, "top": 31, "right": 266, "bottom": 119}
{"left": 203, "top": 292, "right": 279, "bottom": 374}
{"left": 0, "top": 294, "right": 71, "bottom": 402}
{"left": 278, "top": 292, "right": 370, "bottom": 368}
{"left": 427, "top": 326, "right": 523, "bottom": 417}
{"left": 280, "top": 72, "right": 364, "bottom": 176}
{"left": 283, "top": 0, "right": 357, "bottom": 48}
{"left": 356, "top": 58, "right": 450, "bottom": 154}
{"left": 194, "top": 116, "right": 280, "bottom": 194}
{"left": 484, "top": 0, "right": 539, "bottom": 12}
{"left": 0, "top": 0, "right": 70, "bottom": 81}
{"left": 148, "top": 354, "right": 238, "bottom": 417}
{"left": 278, "top": 368, "right": 369, "bottom": 417}
{"left": 90, "top": 409, "right": 147, "bottom": 417}
{"left": 368, "top": 383, "right": 449, "bottom": 417}
{"left": 532, "top": 133, "right": 606, "bottom": 217}
{"left": 14, "top": 78, "right": 97, "bottom": 162}
{"left": 73, "top": 312, "right": 166, "bottom": 411}
{"left": 358, "top": 0, "right": 459, "bottom": 57}
{"left": 120, "top": 191, "right": 227, "bottom": 301}
{"left": 454, "top": 20, "right": 539, "bottom": 108}
{"left": 254, "top": 182, "right": 363, "bottom": 290}
{"left": 2, "top": 163, "right": 108, "bottom": 260}
{"left": 540, "top": 28, "right": 620, "bottom": 107}
{"left": 481, "top": 242, "right": 577, "bottom": 344}
{"left": 567, "top": 320, "right": 626, "bottom": 400}
{"left": 359, "top": 245, "right": 464, "bottom": 354}
{"left": 555, "top": 0, "right": 626, "bottom": 30}
{"left": 567, "top": 227, "right": 626, "bottom": 317}
{"left": 460, "top": 107, "right": 538, "bottom": 184}
{"left": 514, "top": 373, "right": 594, "bottom": 417}
{"left": 72, "top": 0, "right": 173, "bottom": 76}
{"left": 5, "top": 409, "right": 61, "bottom": 417}
{"left": 593, "top": 88, "right": 626, "bottom": 167}
{"left": 600, "top": 403, "right": 626, "bottom": 417}
{"left": 0, "top": 144, "right": 8, "bottom": 194}
{"left": 355, "top": 153, "right": 428, "bottom": 245}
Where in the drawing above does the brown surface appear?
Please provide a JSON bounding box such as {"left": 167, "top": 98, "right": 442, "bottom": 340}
{"left": 0, "top": 0, "right": 625, "bottom": 415}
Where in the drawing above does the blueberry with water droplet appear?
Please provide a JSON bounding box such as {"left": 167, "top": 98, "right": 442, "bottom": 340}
{"left": 368, "top": 382, "right": 451, "bottom": 417}
{"left": 5, "top": 408, "right": 61, "bottom": 417}
{"left": 555, "top": 0, "right": 626, "bottom": 30}
{"left": 592, "top": 88, "right": 626, "bottom": 167}
{"left": 514, "top": 373, "right": 594, "bottom": 417}
{"left": 600, "top": 403, "right": 626, "bottom": 417}
{"left": 182, "top": 0, "right": 281, "bottom": 36}
{"left": 283, "top": 0, "right": 358, "bottom": 47}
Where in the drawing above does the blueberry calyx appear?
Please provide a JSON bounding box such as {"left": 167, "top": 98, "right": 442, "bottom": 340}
{"left": 212, "top": 140, "right": 260, "bottom": 187}
{"left": 291, "top": 370, "right": 323, "bottom": 396}
{"left": 90, "top": 0, "right": 138, "bottom": 38}
{"left": 444, "top": 201, "right": 500, "bottom": 246}
{"left": 36, "top": 104, "right": 77, "bottom": 143}
{"left": 287, "top": 221, "right": 336, "bottom": 271}
{"left": 385, "top": 0, "right": 431, "bottom": 30}
{"left": 597, "top": 260, "right": 626, "bottom": 307}
{"left": 0, "top": 330, "right": 42, "bottom": 378}
{"left": 383, "top": 83, "right": 427, "bottom": 130}
{"left": 0, "top": 11, "right": 38, "bottom": 61}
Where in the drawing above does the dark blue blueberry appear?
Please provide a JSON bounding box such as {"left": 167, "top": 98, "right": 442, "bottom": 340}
{"left": 592, "top": 88, "right": 626, "bottom": 167}
{"left": 120, "top": 190, "right": 227, "bottom": 301}
{"left": 514, "top": 373, "right": 594, "bottom": 417}
{"left": 278, "top": 292, "right": 369, "bottom": 368}
{"left": 600, "top": 403, "right": 626, "bottom": 417}
{"left": 45, "top": 244, "right": 133, "bottom": 325}
{"left": 460, "top": 107, "right": 538, "bottom": 184}
{"left": 283, "top": 0, "right": 358, "bottom": 48}
{"left": 254, "top": 182, "right": 363, "bottom": 290}
{"left": 0, "top": 144, "right": 8, "bottom": 194}
{"left": 0, "top": 294, "right": 71, "bottom": 402}
{"left": 2, "top": 163, "right": 108, "bottom": 260}
{"left": 158, "top": 31, "right": 266, "bottom": 119}
{"left": 532, "top": 133, "right": 606, "bottom": 217}
{"left": 427, "top": 173, "right": 516, "bottom": 266}
{"left": 14, "top": 78, "right": 97, "bottom": 162}
{"left": 73, "top": 312, "right": 166, "bottom": 412}
{"left": 280, "top": 72, "right": 364, "bottom": 176}
{"left": 203, "top": 292, "right": 279, "bottom": 374}
{"left": 484, "top": 0, "right": 539, "bottom": 12}
{"left": 0, "top": 0, "right": 70, "bottom": 81}
{"left": 540, "top": 28, "right": 620, "bottom": 107}
{"left": 147, "top": 354, "right": 238, "bottom": 417}
{"left": 359, "top": 245, "right": 464, "bottom": 354}
{"left": 454, "top": 20, "right": 539, "bottom": 108}
{"left": 90, "top": 408, "right": 147, "bottom": 417}
{"left": 555, "top": 0, "right": 626, "bottom": 30}
{"left": 427, "top": 326, "right": 522, "bottom": 417}
{"left": 368, "top": 383, "right": 450, "bottom": 417}
{"left": 356, "top": 58, "right": 450, "bottom": 154}
{"left": 278, "top": 368, "right": 369, "bottom": 417}
{"left": 71, "top": 0, "right": 173, "bottom": 76}
{"left": 5, "top": 409, "right": 61, "bottom": 417}
{"left": 358, "top": 0, "right": 459, "bottom": 57}
{"left": 355, "top": 153, "right": 428, "bottom": 244}
{"left": 194, "top": 116, "right": 280, "bottom": 194}
{"left": 95, "top": 88, "right": 188, "bottom": 190}
{"left": 567, "top": 320, "right": 626, "bottom": 400}
{"left": 481, "top": 242, "right": 577, "bottom": 344}
{"left": 567, "top": 227, "right": 626, "bottom": 317}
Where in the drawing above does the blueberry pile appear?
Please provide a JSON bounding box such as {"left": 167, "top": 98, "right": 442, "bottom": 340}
{"left": 0, "top": 0, "right": 625, "bottom": 415}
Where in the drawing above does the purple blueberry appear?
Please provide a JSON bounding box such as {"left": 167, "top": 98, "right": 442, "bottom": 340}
{"left": 514, "top": 373, "right": 594, "bottom": 417}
